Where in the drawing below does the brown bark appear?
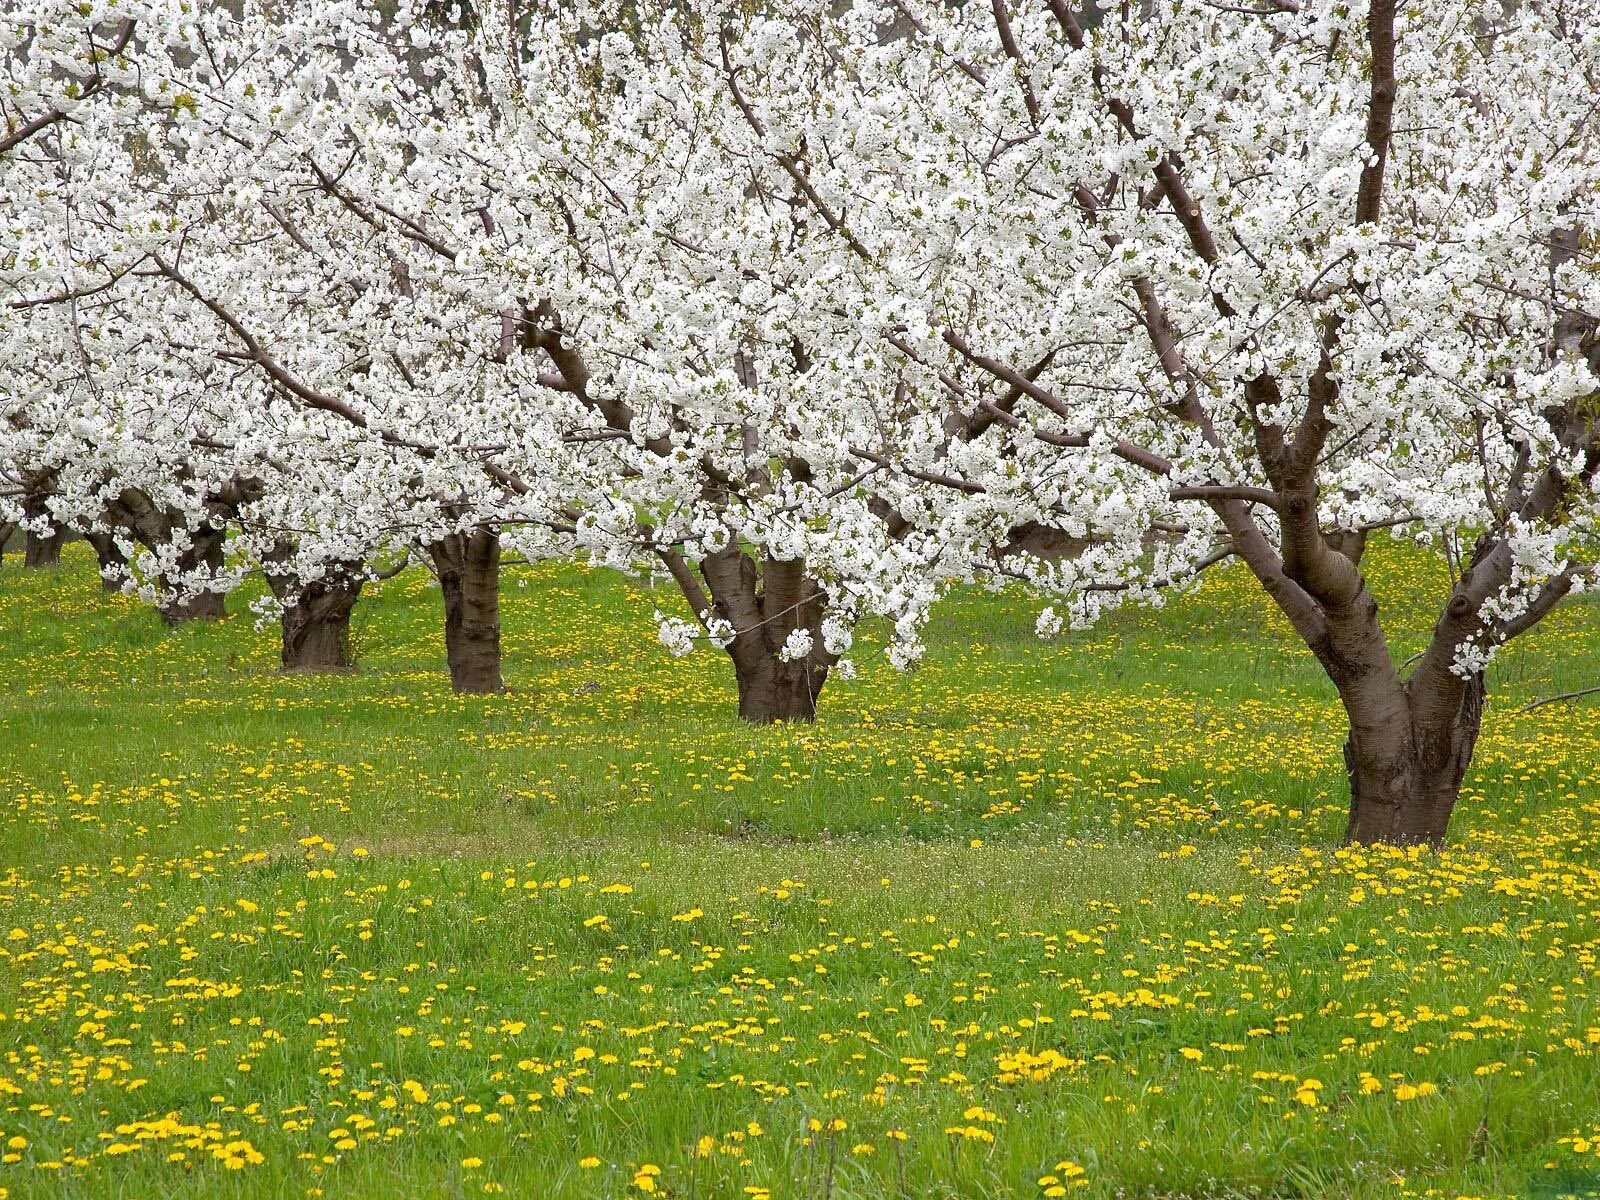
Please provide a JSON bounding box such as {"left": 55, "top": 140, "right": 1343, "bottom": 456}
{"left": 22, "top": 489, "right": 64, "bottom": 567}
{"left": 156, "top": 526, "right": 227, "bottom": 624}
{"left": 428, "top": 529, "right": 503, "bottom": 693}
{"left": 100, "top": 486, "right": 247, "bottom": 623}
{"left": 23, "top": 526, "right": 64, "bottom": 567}
{"left": 83, "top": 531, "right": 127, "bottom": 591}
{"left": 1342, "top": 671, "right": 1485, "bottom": 847}
{"left": 269, "top": 565, "right": 363, "bottom": 672}
{"left": 159, "top": 587, "right": 226, "bottom": 623}
{"left": 999, "top": 521, "right": 1089, "bottom": 563}
{"left": 694, "top": 545, "right": 835, "bottom": 723}
{"left": 732, "top": 651, "right": 828, "bottom": 723}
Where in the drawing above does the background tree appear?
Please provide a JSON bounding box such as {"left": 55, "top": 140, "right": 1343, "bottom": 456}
{"left": 11, "top": 0, "right": 927, "bottom": 716}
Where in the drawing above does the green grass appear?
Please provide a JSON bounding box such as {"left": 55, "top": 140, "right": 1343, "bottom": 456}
{"left": 2, "top": 542, "right": 1599, "bottom": 1199}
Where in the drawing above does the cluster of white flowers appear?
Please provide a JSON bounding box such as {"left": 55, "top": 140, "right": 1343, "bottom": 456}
{"left": 1035, "top": 607, "right": 1064, "bottom": 641}
{"left": 779, "top": 628, "right": 815, "bottom": 663}
{"left": 3, "top": 0, "right": 1596, "bottom": 739}
{"left": 655, "top": 614, "right": 699, "bottom": 659}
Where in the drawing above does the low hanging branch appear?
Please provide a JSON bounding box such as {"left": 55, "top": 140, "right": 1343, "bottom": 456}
{"left": 1521, "top": 684, "right": 1600, "bottom": 713}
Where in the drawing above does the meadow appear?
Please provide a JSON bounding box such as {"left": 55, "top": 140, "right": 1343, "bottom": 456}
{"left": 2, "top": 542, "right": 1599, "bottom": 1199}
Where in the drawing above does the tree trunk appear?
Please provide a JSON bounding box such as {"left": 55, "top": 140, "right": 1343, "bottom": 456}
{"left": 157, "top": 526, "right": 227, "bottom": 624}
{"left": 20, "top": 487, "right": 64, "bottom": 567}
{"left": 278, "top": 579, "right": 362, "bottom": 672}
{"left": 731, "top": 652, "right": 828, "bottom": 723}
{"left": 83, "top": 531, "right": 127, "bottom": 591}
{"left": 24, "top": 526, "right": 64, "bottom": 567}
{"left": 159, "top": 589, "right": 226, "bottom": 624}
{"left": 430, "top": 530, "right": 503, "bottom": 693}
{"left": 1342, "top": 673, "right": 1485, "bottom": 846}
{"left": 693, "top": 546, "right": 837, "bottom": 723}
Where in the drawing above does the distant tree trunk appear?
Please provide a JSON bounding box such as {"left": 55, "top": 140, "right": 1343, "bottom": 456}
{"left": 157, "top": 525, "right": 227, "bottom": 624}
{"left": 24, "top": 528, "right": 65, "bottom": 567}
{"left": 21, "top": 489, "right": 64, "bottom": 567}
{"left": 0, "top": 522, "right": 15, "bottom": 567}
{"left": 268, "top": 566, "right": 364, "bottom": 672}
{"left": 279, "top": 588, "right": 360, "bottom": 670}
{"left": 998, "top": 520, "right": 1090, "bottom": 563}
{"left": 690, "top": 545, "right": 836, "bottom": 723}
{"left": 95, "top": 482, "right": 259, "bottom": 623}
{"left": 428, "top": 529, "right": 503, "bottom": 693}
{"left": 83, "top": 531, "right": 127, "bottom": 591}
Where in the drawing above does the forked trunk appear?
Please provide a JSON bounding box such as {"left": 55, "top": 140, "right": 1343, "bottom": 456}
{"left": 694, "top": 546, "right": 837, "bottom": 723}
{"left": 278, "top": 580, "right": 362, "bottom": 672}
{"left": 731, "top": 651, "right": 828, "bottom": 723}
{"left": 1266, "top": 536, "right": 1489, "bottom": 848}
{"left": 431, "top": 530, "right": 503, "bottom": 693}
{"left": 1342, "top": 673, "right": 1485, "bottom": 847}
{"left": 24, "top": 526, "right": 64, "bottom": 567}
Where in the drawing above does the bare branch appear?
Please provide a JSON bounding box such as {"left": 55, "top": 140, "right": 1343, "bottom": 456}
{"left": 1522, "top": 683, "right": 1600, "bottom": 713}
{"left": 1356, "top": 0, "right": 1399, "bottom": 224}
{"left": 1169, "top": 484, "right": 1284, "bottom": 509}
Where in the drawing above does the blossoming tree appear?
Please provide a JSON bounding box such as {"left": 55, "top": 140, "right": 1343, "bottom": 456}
{"left": 6, "top": 0, "right": 929, "bottom": 713}
{"left": 288, "top": 0, "right": 939, "bottom": 719}
{"left": 3, "top": 0, "right": 540, "bottom": 672}
{"left": 701, "top": 0, "right": 1600, "bottom": 840}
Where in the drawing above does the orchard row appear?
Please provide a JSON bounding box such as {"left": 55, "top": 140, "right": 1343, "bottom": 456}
{"left": 4, "top": 0, "right": 1598, "bottom": 842}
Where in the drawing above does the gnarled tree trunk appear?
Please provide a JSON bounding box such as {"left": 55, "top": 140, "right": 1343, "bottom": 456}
{"left": 1254, "top": 502, "right": 1503, "bottom": 848}
{"left": 21, "top": 488, "right": 63, "bottom": 567}
{"left": 269, "top": 566, "right": 364, "bottom": 672}
{"left": 1342, "top": 672, "right": 1485, "bottom": 846}
{"left": 731, "top": 649, "right": 829, "bottom": 723}
{"left": 24, "top": 527, "right": 64, "bottom": 567}
{"left": 429, "top": 529, "right": 503, "bottom": 693}
{"left": 690, "top": 545, "right": 836, "bottom": 724}
{"left": 101, "top": 486, "right": 248, "bottom": 624}
{"left": 156, "top": 525, "right": 227, "bottom": 624}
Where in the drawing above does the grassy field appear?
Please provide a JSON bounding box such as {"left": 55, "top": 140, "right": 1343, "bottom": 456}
{"left": 2, "top": 542, "right": 1599, "bottom": 1199}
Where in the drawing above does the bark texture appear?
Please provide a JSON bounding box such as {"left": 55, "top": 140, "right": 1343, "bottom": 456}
{"left": 268, "top": 563, "right": 364, "bottom": 672}
{"left": 20, "top": 485, "right": 64, "bottom": 567}
{"left": 429, "top": 530, "right": 503, "bottom": 693}
{"left": 732, "top": 651, "right": 828, "bottom": 723}
{"left": 101, "top": 485, "right": 249, "bottom": 624}
{"left": 155, "top": 525, "right": 227, "bottom": 624}
{"left": 1341, "top": 671, "right": 1485, "bottom": 846}
{"left": 83, "top": 531, "right": 128, "bottom": 591}
{"left": 23, "top": 528, "right": 64, "bottom": 567}
{"left": 690, "top": 545, "right": 835, "bottom": 723}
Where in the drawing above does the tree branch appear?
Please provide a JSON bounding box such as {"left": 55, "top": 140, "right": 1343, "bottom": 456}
{"left": 1355, "top": 0, "right": 1399, "bottom": 225}
{"left": 0, "top": 20, "right": 136, "bottom": 155}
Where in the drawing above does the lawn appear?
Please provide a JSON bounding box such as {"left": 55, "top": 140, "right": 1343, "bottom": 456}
{"left": 2, "top": 542, "right": 1599, "bottom": 1199}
